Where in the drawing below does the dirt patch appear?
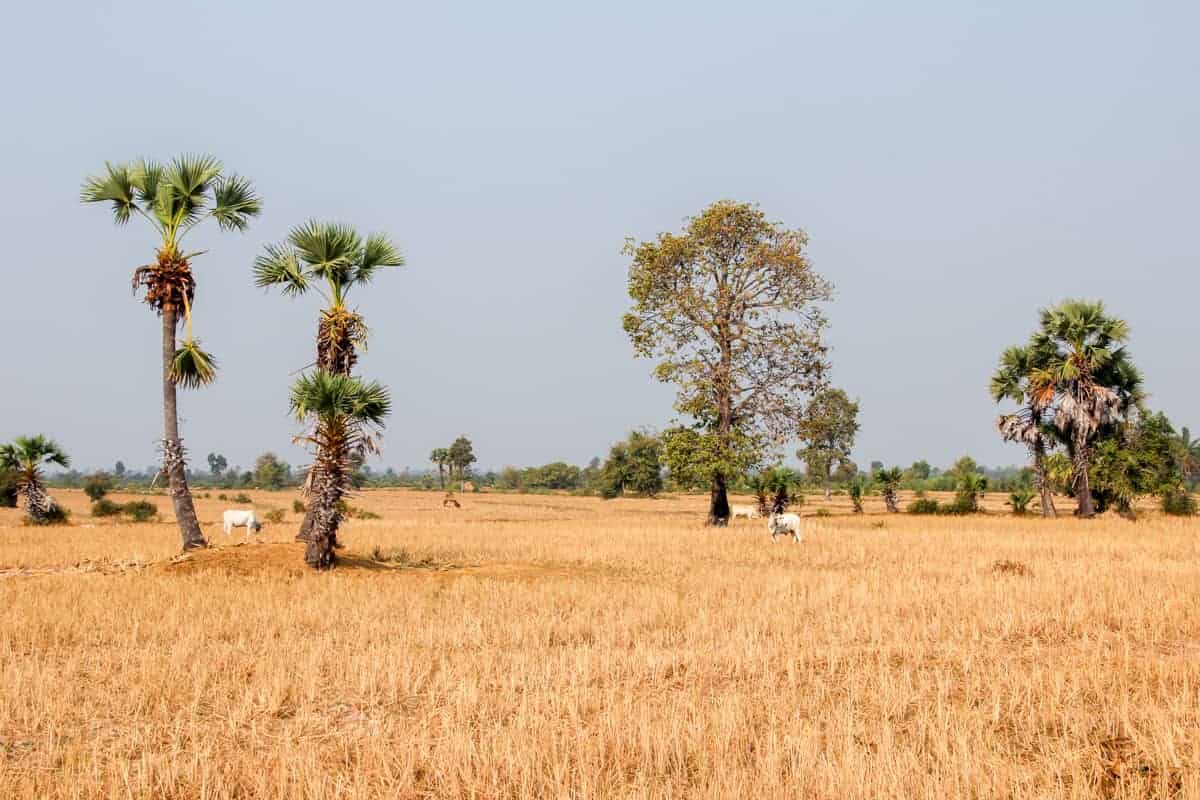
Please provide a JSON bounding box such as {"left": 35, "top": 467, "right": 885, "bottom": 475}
{"left": 154, "top": 541, "right": 624, "bottom": 582}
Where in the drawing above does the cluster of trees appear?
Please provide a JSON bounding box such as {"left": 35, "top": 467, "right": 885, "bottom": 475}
{"left": 429, "top": 437, "right": 476, "bottom": 491}
{"left": 82, "top": 155, "right": 401, "bottom": 567}
{"left": 992, "top": 300, "right": 1194, "bottom": 517}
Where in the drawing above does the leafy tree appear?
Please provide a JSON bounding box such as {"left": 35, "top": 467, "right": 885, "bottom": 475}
{"left": 907, "top": 460, "right": 932, "bottom": 481}
{"left": 991, "top": 342, "right": 1058, "bottom": 517}
{"left": 255, "top": 221, "right": 403, "bottom": 539}
{"left": 523, "top": 462, "right": 582, "bottom": 491}
{"left": 1032, "top": 300, "right": 1142, "bottom": 517}
{"left": 289, "top": 371, "right": 390, "bottom": 569}
{"left": 447, "top": 436, "right": 477, "bottom": 489}
{"left": 873, "top": 466, "right": 903, "bottom": 513}
{"left": 796, "top": 388, "right": 859, "bottom": 499}
{"left": 495, "top": 466, "right": 524, "bottom": 491}
{"left": 832, "top": 459, "right": 860, "bottom": 485}
{"left": 207, "top": 452, "right": 227, "bottom": 477}
{"left": 624, "top": 201, "right": 832, "bottom": 525}
{"left": 253, "top": 453, "right": 291, "bottom": 490}
{"left": 949, "top": 456, "right": 981, "bottom": 479}
{"left": 1089, "top": 411, "right": 1186, "bottom": 517}
{"left": 0, "top": 435, "right": 70, "bottom": 522}
{"left": 430, "top": 448, "right": 450, "bottom": 490}
{"left": 113, "top": 461, "right": 126, "bottom": 478}
{"left": 82, "top": 155, "right": 260, "bottom": 550}
{"left": 599, "top": 432, "right": 663, "bottom": 498}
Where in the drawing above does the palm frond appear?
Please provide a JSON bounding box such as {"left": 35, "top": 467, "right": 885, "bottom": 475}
{"left": 253, "top": 244, "right": 309, "bottom": 295}
{"left": 169, "top": 341, "right": 219, "bottom": 389}
{"left": 80, "top": 162, "right": 138, "bottom": 225}
{"left": 133, "top": 159, "right": 165, "bottom": 210}
{"left": 354, "top": 233, "right": 405, "bottom": 284}
{"left": 212, "top": 174, "right": 262, "bottom": 231}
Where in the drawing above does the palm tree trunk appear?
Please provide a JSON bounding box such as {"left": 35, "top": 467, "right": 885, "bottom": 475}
{"left": 304, "top": 473, "right": 342, "bottom": 569}
{"left": 708, "top": 472, "right": 730, "bottom": 526}
{"left": 1072, "top": 437, "right": 1095, "bottom": 518}
{"left": 162, "top": 307, "right": 206, "bottom": 551}
{"left": 1032, "top": 440, "right": 1056, "bottom": 518}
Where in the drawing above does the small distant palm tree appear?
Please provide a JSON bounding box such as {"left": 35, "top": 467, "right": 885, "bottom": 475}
{"left": 0, "top": 436, "right": 70, "bottom": 521}
{"left": 1031, "top": 300, "right": 1142, "bottom": 517}
{"left": 1007, "top": 487, "right": 1036, "bottom": 515}
{"left": 991, "top": 343, "right": 1058, "bottom": 517}
{"left": 1175, "top": 427, "right": 1200, "bottom": 482}
{"left": 955, "top": 473, "right": 988, "bottom": 513}
{"left": 290, "top": 371, "right": 391, "bottom": 569}
{"left": 430, "top": 448, "right": 450, "bottom": 491}
{"left": 873, "top": 467, "right": 903, "bottom": 513}
{"left": 82, "top": 155, "right": 260, "bottom": 550}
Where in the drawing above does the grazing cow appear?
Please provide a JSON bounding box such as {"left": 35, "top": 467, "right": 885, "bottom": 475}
{"left": 222, "top": 509, "right": 262, "bottom": 539}
{"left": 731, "top": 504, "right": 761, "bottom": 520}
{"left": 442, "top": 493, "right": 461, "bottom": 509}
{"left": 767, "top": 512, "right": 802, "bottom": 543}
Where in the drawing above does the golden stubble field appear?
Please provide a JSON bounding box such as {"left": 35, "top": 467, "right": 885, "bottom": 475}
{"left": 1, "top": 488, "right": 1198, "bottom": 799}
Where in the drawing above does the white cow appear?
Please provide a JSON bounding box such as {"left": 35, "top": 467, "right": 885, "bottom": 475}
{"left": 222, "top": 509, "right": 262, "bottom": 539}
{"left": 731, "top": 504, "right": 762, "bottom": 520}
{"left": 767, "top": 512, "right": 802, "bottom": 543}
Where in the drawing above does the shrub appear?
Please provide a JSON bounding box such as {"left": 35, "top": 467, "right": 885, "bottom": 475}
{"left": 1007, "top": 488, "right": 1035, "bottom": 515}
{"left": 263, "top": 508, "right": 285, "bottom": 524}
{"left": 1161, "top": 491, "right": 1197, "bottom": 516}
{"left": 848, "top": 480, "right": 865, "bottom": 514}
{"left": 122, "top": 501, "right": 158, "bottom": 522}
{"left": 83, "top": 473, "right": 115, "bottom": 502}
{"left": 232, "top": 493, "right": 252, "bottom": 504}
{"left": 218, "top": 493, "right": 228, "bottom": 501}
{"left": 92, "top": 498, "right": 123, "bottom": 517}
{"left": 908, "top": 498, "right": 942, "bottom": 515}
{"left": 815, "top": 508, "right": 832, "bottom": 517}
{"left": 292, "top": 499, "right": 306, "bottom": 514}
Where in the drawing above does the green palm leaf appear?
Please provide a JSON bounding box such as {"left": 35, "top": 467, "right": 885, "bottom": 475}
{"left": 169, "top": 341, "right": 219, "bottom": 389}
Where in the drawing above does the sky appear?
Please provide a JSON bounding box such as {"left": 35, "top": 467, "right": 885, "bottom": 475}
{"left": 1, "top": 1, "right": 1197, "bottom": 475}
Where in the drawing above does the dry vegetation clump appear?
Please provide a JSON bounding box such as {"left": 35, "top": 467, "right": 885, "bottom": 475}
{"left": 1, "top": 488, "right": 1198, "bottom": 798}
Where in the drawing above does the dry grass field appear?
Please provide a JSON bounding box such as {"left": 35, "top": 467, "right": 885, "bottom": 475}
{"left": 2, "top": 488, "right": 1198, "bottom": 799}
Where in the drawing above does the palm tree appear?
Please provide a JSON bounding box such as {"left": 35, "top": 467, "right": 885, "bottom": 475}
{"left": 1174, "top": 427, "right": 1200, "bottom": 482}
{"left": 0, "top": 436, "right": 70, "bottom": 521}
{"left": 254, "top": 221, "right": 403, "bottom": 540}
{"left": 991, "top": 343, "right": 1058, "bottom": 517}
{"left": 430, "top": 448, "right": 450, "bottom": 491}
{"left": 1031, "top": 300, "right": 1142, "bottom": 518}
{"left": 82, "top": 156, "right": 260, "bottom": 550}
{"left": 873, "top": 467, "right": 903, "bottom": 513}
{"left": 289, "top": 371, "right": 391, "bottom": 569}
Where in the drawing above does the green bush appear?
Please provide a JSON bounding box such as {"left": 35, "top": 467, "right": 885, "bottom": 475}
{"left": 92, "top": 498, "right": 123, "bottom": 517}
{"left": 263, "top": 508, "right": 285, "bottom": 524}
{"left": 122, "top": 501, "right": 158, "bottom": 522}
{"left": 83, "top": 473, "right": 115, "bottom": 502}
{"left": 1007, "top": 488, "right": 1035, "bottom": 515}
{"left": 218, "top": 493, "right": 228, "bottom": 501}
{"left": 232, "top": 493, "right": 252, "bottom": 504}
{"left": 292, "top": 499, "right": 306, "bottom": 514}
{"left": 908, "top": 498, "right": 942, "bottom": 515}
{"left": 1161, "top": 491, "right": 1197, "bottom": 516}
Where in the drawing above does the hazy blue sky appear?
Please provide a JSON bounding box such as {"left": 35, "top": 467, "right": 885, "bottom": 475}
{"left": 2, "top": 1, "right": 1197, "bottom": 475}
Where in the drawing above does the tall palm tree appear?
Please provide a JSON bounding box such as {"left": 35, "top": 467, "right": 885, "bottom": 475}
{"left": 289, "top": 371, "right": 391, "bottom": 569}
{"left": 0, "top": 436, "right": 70, "bottom": 521}
{"left": 1031, "top": 300, "right": 1142, "bottom": 518}
{"left": 254, "top": 221, "right": 403, "bottom": 539}
{"left": 991, "top": 343, "right": 1058, "bottom": 517}
{"left": 82, "top": 156, "right": 260, "bottom": 550}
